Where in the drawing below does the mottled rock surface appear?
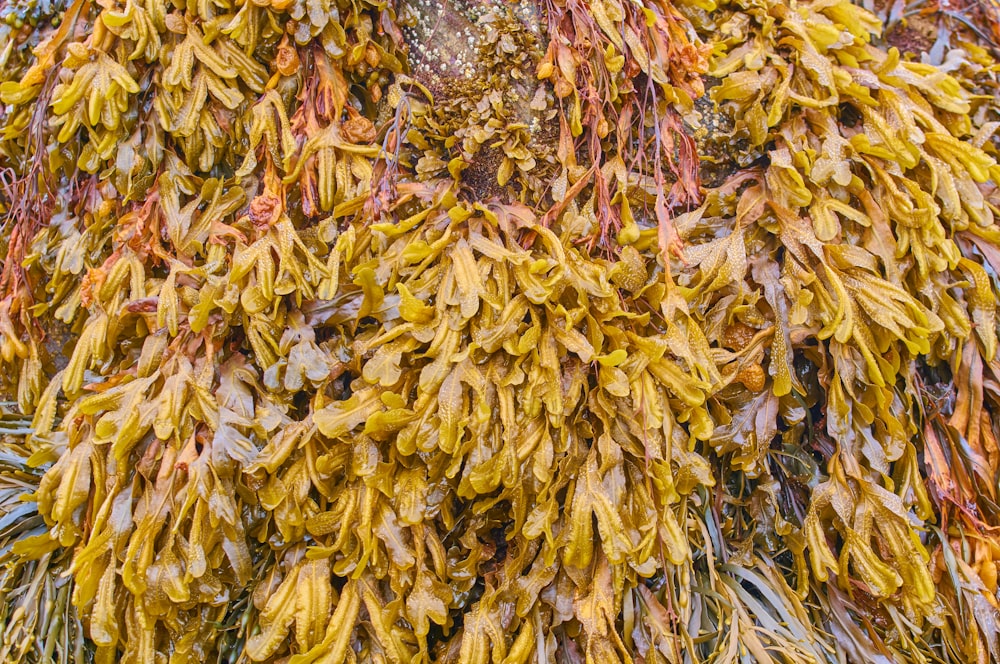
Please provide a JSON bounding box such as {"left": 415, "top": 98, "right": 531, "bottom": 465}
{"left": 396, "top": 0, "right": 558, "bottom": 200}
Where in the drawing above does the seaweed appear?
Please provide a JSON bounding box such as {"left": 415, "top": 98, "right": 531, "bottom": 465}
{"left": 0, "top": 0, "right": 1000, "bottom": 662}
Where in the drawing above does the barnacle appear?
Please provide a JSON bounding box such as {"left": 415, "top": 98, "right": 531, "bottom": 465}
{"left": 2, "top": 0, "right": 1000, "bottom": 662}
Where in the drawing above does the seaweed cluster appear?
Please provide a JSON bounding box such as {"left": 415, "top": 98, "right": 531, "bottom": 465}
{"left": 1, "top": 0, "right": 1000, "bottom": 662}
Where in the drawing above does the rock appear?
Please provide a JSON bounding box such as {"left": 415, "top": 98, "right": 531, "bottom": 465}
{"left": 395, "top": 0, "right": 558, "bottom": 200}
